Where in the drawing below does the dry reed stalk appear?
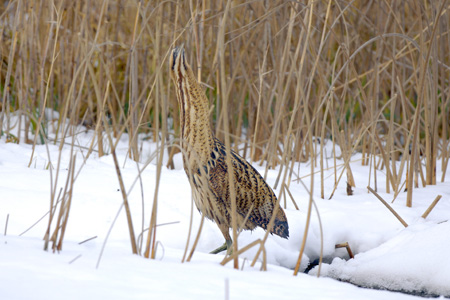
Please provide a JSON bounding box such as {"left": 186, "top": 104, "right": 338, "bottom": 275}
{"left": 274, "top": 134, "right": 293, "bottom": 191}
{"left": 408, "top": 0, "right": 446, "bottom": 206}
{"left": 102, "top": 99, "right": 138, "bottom": 254}
{"left": 249, "top": 183, "right": 284, "bottom": 268}
{"left": 262, "top": 2, "right": 302, "bottom": 170}
{"left": 28, "top": 1, "right": 63, "bottom": 166}
{"left": 236, "top": 204, "right": 254, "bottom": 238}
{"left": 181, "top": 168, "right": 196, "bottom": 261}
{"left": 145, "top": 39, "right": 172, "bottom": 259}
{"left": 250, "top": 47, "right": 268, "bottom": 163}
{"left": 293, "top": 1, "right": 316, "bottom": 276}
{"left": 181, "top": 195, "right": 192, "bottom": 263}
{"left": 128, "top": 1, "right": 141, "bottom": 161}
{"left": 0, "top": 1, "right": 448, "bottom": 169}
{"left": 44, "top": 149, "right": 77, "bottom": 252}
{"left": 4, "top": 213, "right": 9, "bottom": 236}
{"left": 0, "top": 1, "right": 19, "bottom": 136}
{"left": 423, "top": 2, "right": 444, "bottom": 187}
{"left": 284, "top": 184, "right": 300, "bottom": 211}
{"left": 54, "top": 155, "right": 76, "bottom": 251}
{"left": 373, "top": 126, "right": 396, "bottom": 193}
{"left": 309, "top": 197, "right": 325, "bottom": 277}
{"left": 216, "top": 0, "right": 238, "bottom": 269}
{"left": 186, "top": 214, "right": 205, "bottom": 262}
{"left": 43, "top": 106, "right": 89, "bottom": 253}
{"left": 367, "top": 186, "right": 408, "bottom": 228}
{"left": 421, "top": 195, "right": 442, "bottom": 219}
{"left": 441, "top": 88, "right": 450, "bottom": 182}
{"left": 183, "top": 160, "right": 211, "bottom": 262}
{"left": 221, "top": 239, "right": 262, "bottom": 266}
{"left": 86, "top": 63, "right": 106, "bottom": 159}
{"left": 335, "top": 242, "right": 354, "bottom": 259}
{"left": 320, "top": 96, "right": 332, "bottom": 199}
{"left": 327, "top": 130, "right": 354, "bottom": 199}
{"left": 143, "top": 151, "right": 163, "bottom": 259}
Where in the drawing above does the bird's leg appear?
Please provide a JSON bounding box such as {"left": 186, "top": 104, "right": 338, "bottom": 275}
{"left": 210, "top": 239, "right": 232, "bottom": 254}
{"left": 210, "top": 224, "right": 232, "bottom": 254}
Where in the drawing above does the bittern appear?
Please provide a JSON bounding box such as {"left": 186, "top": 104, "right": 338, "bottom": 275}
{"left": 169, "top": 46, "right": 289, "bottom": 254}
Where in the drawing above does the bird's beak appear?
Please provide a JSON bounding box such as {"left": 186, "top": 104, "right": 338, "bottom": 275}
{"left": 171, "top": 44, "right": 185, "bottom": 71}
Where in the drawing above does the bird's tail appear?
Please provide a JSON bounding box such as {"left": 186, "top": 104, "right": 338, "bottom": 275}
{"left": 272, "top": 218, "right": 289, "bottom": 239}
{"left": 271, "top": 209, "right": 289, "bottom": 239}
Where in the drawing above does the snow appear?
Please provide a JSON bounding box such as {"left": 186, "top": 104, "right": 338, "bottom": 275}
{"left": 313, "top": 221, "right": 450, "bottom": 296}
{"left": 1, "top": 117, "right": 449, "bottom": 299}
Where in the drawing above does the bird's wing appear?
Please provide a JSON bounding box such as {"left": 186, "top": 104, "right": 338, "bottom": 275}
{"left": 209, "top": 139, "right": 277, "bottom": 228}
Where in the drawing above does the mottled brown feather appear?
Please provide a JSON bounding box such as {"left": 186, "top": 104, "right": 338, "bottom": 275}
{"left": 169, "top": 46, "right": 289, "bottom": 246}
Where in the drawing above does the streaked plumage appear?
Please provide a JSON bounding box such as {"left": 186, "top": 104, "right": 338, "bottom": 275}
{"left": 169, "top": 46, "right": 289, "bottom": 254}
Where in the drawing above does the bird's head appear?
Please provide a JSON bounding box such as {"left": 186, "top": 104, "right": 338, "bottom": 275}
{"left": 170, "top": 45, "right": 189, "bottom": 83}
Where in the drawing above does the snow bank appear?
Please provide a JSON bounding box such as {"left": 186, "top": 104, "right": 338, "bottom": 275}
{"left": 312, "top": 221, "right": 450, "bottom": 296}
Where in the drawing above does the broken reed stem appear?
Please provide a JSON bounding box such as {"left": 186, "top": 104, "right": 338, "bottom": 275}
{"left": 4, "top": 214, "right": 9, "bottom": 236}
{"left": 421, "top": 195, "right": 442, "bottom": 219}
{"left": 78, "top": 236, "right": 98, "bottom": 245}
{"left": 68, "top": 254, "right": 83, "bottom": 264}
{"left": 367, "top": 186, "right": 408, "bottom": 227}
{"left": 335, "top": 242, "right": 354, "bottom": 259}
{"left": 284, "top": 185, "right": 299, "bottom": 210}
{"left": 221, "top": 239, "right": 262, "bottom": 266}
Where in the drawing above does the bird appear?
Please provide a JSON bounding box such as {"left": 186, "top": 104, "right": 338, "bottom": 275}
{"left": 169, "top": 46, "right": 289, "bottom": 254}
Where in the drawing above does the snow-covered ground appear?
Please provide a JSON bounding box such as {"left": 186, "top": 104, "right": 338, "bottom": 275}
{"left": 1, "top": 116, "right": 449, "bottom": 299}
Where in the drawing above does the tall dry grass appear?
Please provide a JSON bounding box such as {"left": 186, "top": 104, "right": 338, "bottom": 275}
{"left": 1, "top": 0, "right": 449, "bottom": 270}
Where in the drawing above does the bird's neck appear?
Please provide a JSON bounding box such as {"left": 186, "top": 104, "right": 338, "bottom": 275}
{"left": 176, "top": 75, "right": 214, "bottom": 159}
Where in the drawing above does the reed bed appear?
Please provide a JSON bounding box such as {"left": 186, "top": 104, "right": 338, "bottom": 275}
{"left": 0, "top": 0, "right": 449, "bottom": 271}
